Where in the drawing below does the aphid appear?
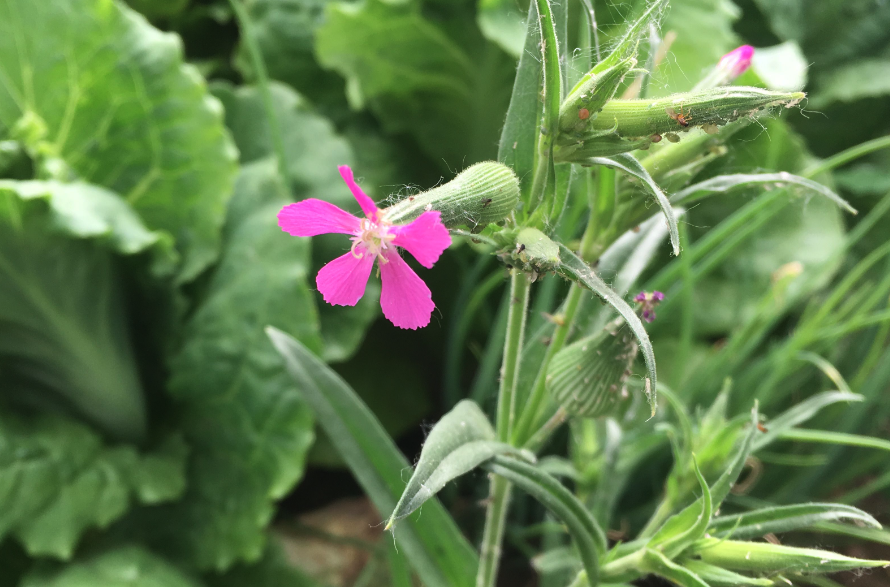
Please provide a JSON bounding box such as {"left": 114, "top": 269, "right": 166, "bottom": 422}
{"left": 481, "top": 197, "right": 493, "bottom": 208}
{"left": 664, "top": 132, "right": 681, "bottom": 143}
{"left": 650, "top": 133, "right": 662, "bottom": 143}
{"left": 666, "top": 106, "right": 692, "bottom": 127}
{"left": 578, "top": 108, "right": 590, "bottom": 120}
{"left": 757, "top": 422, "right": 769, "bottom": 433}
{"left": 408, "top": 196, "right": 415, "bottom": 201}
{"left": 516, "top": 243, "right": 526, "bottom": 253}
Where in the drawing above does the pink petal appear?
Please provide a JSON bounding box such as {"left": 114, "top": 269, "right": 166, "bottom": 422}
{"left": 389, "top": 211, "right": 452, "bottom": 269}
{"left": 316, "top": 246, "right": 375, "bottom": 307}
{"left": 279, "top": 200, "right": 361, "bottom": 236}
{"left": 338, "top": 165, "right": 378, "bottom": 219}
{"left": 378, "top": 250, "right": 435, "bottom": 330}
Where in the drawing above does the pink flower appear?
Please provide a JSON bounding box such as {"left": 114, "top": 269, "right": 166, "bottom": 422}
{"left": 718, "top": 45, "right": 754, "bottom": 80}
{"left": 278, "top": 166, "right": 451, "bottom": 330}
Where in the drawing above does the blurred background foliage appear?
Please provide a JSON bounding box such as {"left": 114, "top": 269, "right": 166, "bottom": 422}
{"left": 0, "top": 0, "right": 888, "bottom": 585}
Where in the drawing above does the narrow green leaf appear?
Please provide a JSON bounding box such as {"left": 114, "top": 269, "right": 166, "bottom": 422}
{"left": 387, "top": 400, "right": 532, "bottom": 528}
{"left": 641, "top": 549, "right": 709, "bottom": 587}
{"left": 589, "top": 153, "right": 680, "bottom": 255}
{"left": 535, "top": 0, "right": 561, "bottom": 143}
{"left": 485, "top": 456, "right": 605, "bottom": 584}
{"left": 690, "top": 538, "right": 889, "bottom": 574}
{"left": 680, "top": 560, "right": 772, "bottom": 587}
{"left": 753, "top": 391, "right": 862, "bottom": 451}
{"left": 267, "top": 328, "right": 478, "bottom": 587}
{"left": 649, "top": 457, "right": 712, "bottom": 558}
{"left": 777, "top": 429, "right": 890, "bottom": 452}
{"left": 671, "top": 172, "right": 856, "bottom": 214}
{"left": 710, "top": 503, "right": 881, "bottom": 539}
{"left": 555, "top": 243, "right": 658, "bottom": 414}
{"left": 498, "top": 0, "right": 542, "bottom": 199}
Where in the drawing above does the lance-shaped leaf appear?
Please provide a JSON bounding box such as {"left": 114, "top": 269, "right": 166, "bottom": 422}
{"left": 485, "top": 456, "right": 606, "bottom": 584}
{"left": 267, "top": 328, "right": 477, "bottom": 587}
{"left": 386, "top": 400, "right": 532, "bottom": 529}
{"left": 593, "top": 0, "right": 669, "bottom": 73}
{"left": 648, "top": 406, "right": 759, "bottom": 551}
{"left": 753, "top": 391, "right": 862, "bottom": 451}
{"left": 689, "top": 538, "right": 889, "bottom": 574}
{"left": 555, "top": 243, "right": 658, "bottom": 414}
{"left": 680, "top": 560, "right": 772, "bottom": 587}
{"left": 648, "top": 458, "right": 712, "bottom": 558}
{"left": 498, "top": 1, "right": 541, "bottom": 199}
{"left": 671, "top": 172, "right": 857, "bottom": 214}
{"left": 641, "top": 549, "right": 709, "bottom": 587}
{"left": 709, "top": 503, "right": 881, "bottom": 540}
{"left": 587, "top": 153, "right": 680, "bottom": 255}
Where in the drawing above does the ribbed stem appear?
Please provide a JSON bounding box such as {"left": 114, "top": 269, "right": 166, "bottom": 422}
{"left": 477, "top": 270, "right": 531, "bottom": 587}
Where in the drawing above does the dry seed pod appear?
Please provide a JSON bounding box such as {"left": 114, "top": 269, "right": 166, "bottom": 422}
{"left": 546, "top": 319, "right": 638, "bottom": 418}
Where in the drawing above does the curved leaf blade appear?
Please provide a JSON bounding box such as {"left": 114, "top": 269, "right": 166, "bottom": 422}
{"left": 485, "top": 456, "right": 605, "bottom": 585}
{"left": 387, "top": 400, "right": 532, "bottom": 528}
{"left": 671, "top": 172, "right": 857, "bottom": 214}
{"left": 267, "top": 328, "right": 478, "bottom": 587}
{"left": 589, "top": 153, "right": 681, "bottom": 256}
{"left": 710, "top": 503, "right": 882, "bottom": 540}
{"left": 753, "top": 391, "right": 862, "bottom": 451}
{"left": 555, "top": 243, "right": 658, "bottom": 414}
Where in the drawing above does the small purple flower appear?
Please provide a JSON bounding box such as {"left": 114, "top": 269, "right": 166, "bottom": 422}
{"left": 634, "top": 291, "right": 665, "bottom": 323}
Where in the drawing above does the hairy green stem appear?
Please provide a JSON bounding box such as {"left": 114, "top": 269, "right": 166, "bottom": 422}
{"left": 477, "top": 270, "right": 531, "bottom": 587}
{"left": 512, "top": 284, "right": 584, "bottom": 445}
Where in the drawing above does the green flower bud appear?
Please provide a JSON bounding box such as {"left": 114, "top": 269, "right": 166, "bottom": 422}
{"left": 583, "top": 87, "right": 803, "bottom": 138}
{"left": 689, "top": 538, "right": 889, "bottom": 574}
{"left": 558, "top": 57, "right": 636, "bottom": 134}
{"left": 510, "top": 228, "right": 560, "bottom": 274}
{"left": 554, "top": 88, "right": 804, "bottom": 160}
{"left": 546, "top": 319, "right": 637, "bottom": 418}
{"left": 383, "top": 161, "right": 519, "bottom": 230}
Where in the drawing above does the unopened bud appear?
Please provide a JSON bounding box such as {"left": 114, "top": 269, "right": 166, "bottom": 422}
{"left": 718, "top": 45, "right": 754, "bottom": 80}
{"left": 511, "top": 228, "right": 560, "bottom": 274}
{"left": 546, "top": 319, "right": 638, "bottom": 418}
{"left": 383, "top": 161, "right": 520, "bottom": 230}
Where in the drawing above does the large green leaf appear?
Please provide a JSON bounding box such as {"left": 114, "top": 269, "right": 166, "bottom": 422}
{"left": 22, "top": 547, "right": 202, "bottom": 587}
{"left": 709, "top": 503, "right": 881, "bottom": 539}
{"left": 0, "top": 181, "right": 170, "bottom": 440}
{"left": 316, "top": 0, "right": 514, "bottom": 167}
{"left": 267, "top": 328, "right": 479, "bottom": 587}
{"left": 211, "top": 82, "right": 378, "bottom": 363}
{"left": 0, "top": 0, "right": 238, "bottom": 281}
{"left": 0, "top": 413, "right": 186, "bottom": 560}
{"left": 157, "top": 160, "right": 321, "bottom": 570}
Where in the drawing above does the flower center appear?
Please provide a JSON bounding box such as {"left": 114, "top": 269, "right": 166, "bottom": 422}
{"left": 351, "top": 217, "right": 395, "bottom": 262}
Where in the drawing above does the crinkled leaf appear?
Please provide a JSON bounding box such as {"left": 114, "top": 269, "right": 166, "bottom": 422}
{"left": 316, "top": 0, "right": 513, "bottom": 167}
{"left": 158, "top": 160, "right": 321, "bottom": 570}
{"left": 0, "top": 181, "right": 169, "bottom": 440}
{"left": 211, "top": 82, "right": 377, "bottom": 362}
{"left": 485, "top": 456, "right": 605, "bottom": 584}
{"left": 555, "top": 243, "right": 658, "bottom": 414}
{"left": 710, "top": 503, "right": 881, "bottom": 540}
{"left": 0, "top": 413, "right": 186, "bottom": 560}
{"left": 0, "top": 0, "right": 238, "bottom": 282}
{"left": 388, "top": 400, "right": 531, "bottom": 528}
{"left": 267, "top": 328, "right": 478, "bottom": 587}
{"left": 22, "top": 547, "right": 202, "bottom": 587}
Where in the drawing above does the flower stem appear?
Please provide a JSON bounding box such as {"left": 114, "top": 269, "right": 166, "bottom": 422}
{"left": 477, "top": 270, "right": 531, "bottom": 587}
{"left": 497, "top": 270, "right": 532, "bottom": 441}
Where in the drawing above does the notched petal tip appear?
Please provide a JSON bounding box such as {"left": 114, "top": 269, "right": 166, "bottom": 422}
{"left": 390, "top": 210, "right": 452, "bottom": 269}
{"left": 379, "top": 251, "right": 435, "bottom": 329}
